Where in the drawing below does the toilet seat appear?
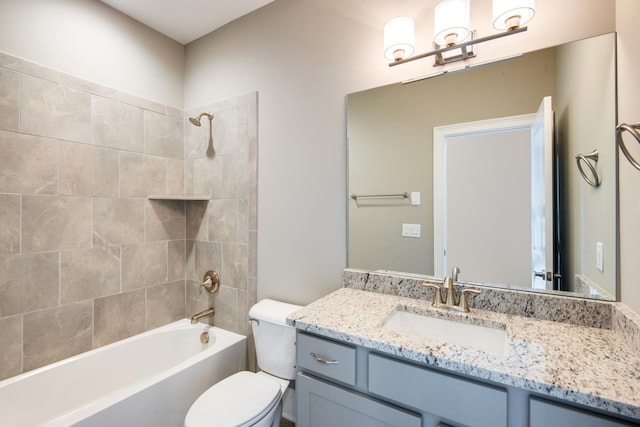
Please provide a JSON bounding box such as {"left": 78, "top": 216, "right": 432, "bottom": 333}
{"left": 185, "top": 371, "right": 281, "bottom": 427}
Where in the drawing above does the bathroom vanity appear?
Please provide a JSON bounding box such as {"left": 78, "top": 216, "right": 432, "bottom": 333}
{"left": 288, "top": 277, "right": 640, "bottom": 427}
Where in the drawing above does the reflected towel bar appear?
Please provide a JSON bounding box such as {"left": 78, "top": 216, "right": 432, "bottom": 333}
{"left": 617, "top": 123, "right": 640, "bottom": 171}
{"left": 575, "top": 149, "right": 601, "bottom": 187}
{"left": 350, "top": 192, "right": 409, "bottom": 200}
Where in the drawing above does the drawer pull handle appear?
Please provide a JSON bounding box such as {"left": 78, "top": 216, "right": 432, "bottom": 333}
{"left": 310, "top": 352, "right": 339, "bottom": 365}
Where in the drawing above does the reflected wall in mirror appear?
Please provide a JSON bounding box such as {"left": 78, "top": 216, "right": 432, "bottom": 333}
{"left": 347, "top": 33, "right": 617, "bottom": 300}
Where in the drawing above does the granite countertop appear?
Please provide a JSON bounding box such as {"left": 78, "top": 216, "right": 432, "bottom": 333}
{"left": 287, "top": 287, "right": 640, "bottom": 420}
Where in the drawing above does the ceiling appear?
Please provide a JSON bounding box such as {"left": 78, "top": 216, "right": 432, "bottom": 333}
{"left": 100, "top": 0, "right": 275, "bottom": 45}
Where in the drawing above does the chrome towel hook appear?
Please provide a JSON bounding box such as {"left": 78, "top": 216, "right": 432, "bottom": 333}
{"left": 575, "top": 149, "right": 601, "bottom": 187}
{"left": 617, "top": 123, "right": 640, "bottom": 171}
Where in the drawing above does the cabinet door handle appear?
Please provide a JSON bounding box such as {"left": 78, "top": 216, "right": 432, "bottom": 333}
{"left": 310, "top": 352, "right": 339, "bottom": 364}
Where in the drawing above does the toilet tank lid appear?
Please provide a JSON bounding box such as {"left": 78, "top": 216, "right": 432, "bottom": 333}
{"left": 249, "top": 299, "right": 302, "bottom": 325}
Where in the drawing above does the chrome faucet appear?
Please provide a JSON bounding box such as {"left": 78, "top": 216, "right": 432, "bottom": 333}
{"left": 190, "top": 307, "right": 215, "bottom": 324}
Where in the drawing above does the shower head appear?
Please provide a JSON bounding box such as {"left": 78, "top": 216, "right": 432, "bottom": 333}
{"left": 189, "top": 112, "right": 214, "bottom": 126}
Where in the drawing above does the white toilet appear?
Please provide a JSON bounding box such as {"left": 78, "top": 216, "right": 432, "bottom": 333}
{"left": 185, "top": 299, "right": 302, "bottom": 427}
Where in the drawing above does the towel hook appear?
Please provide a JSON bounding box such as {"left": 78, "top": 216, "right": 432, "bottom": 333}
{"left": 617, "top": 123, "right": 640, "bottom": 171}
{"left": 575, "top": 149, "right": 601, "bottom": 187}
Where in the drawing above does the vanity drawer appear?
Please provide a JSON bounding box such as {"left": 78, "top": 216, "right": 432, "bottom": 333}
{"left": 530, "top": 397, "right": 635, "bottom": 427}
{"left": 296, "top": 332, "right": 357, "bottom": 386}
{"left": 368, "top": 353, "right": 507, "bottom": 427}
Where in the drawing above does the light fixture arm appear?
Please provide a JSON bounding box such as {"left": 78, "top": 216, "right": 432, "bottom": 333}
{"left": 388, "top": 26, "right": 527, "bottom": 67}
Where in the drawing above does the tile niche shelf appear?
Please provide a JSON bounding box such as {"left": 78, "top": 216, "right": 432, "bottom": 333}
{"left": 147, "top": 195, "right": 210, "bottom": 201}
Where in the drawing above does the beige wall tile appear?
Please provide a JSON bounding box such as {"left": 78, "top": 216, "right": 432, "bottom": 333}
{"left": 238, "top": 199, "right": 249, "bottom": 245}
{"left": 146, "top": 199, "right": 186, "bottom": 241}
{"left": 186, "top": 201, "right": 208, "bottom": 241}
{"left": 237, "top": 289, "right": 249, "bottom": 336}
{"left": 22, "top": 195, "right": 91, "bottom": 252}
{"left": 0, "top": 252, "right": 59, "bottom": 317}
{"left": 194, "top": 241, "right": 222, "bottom": 284}
{"left": 248, "top": 137, "right": 258, "bottom": 186}
{"left": 121, "top": 242, "right": 168, "bottom": 291}
{"left": 168, "top": 240, "right": 186, "bottom": 282}
{"left": 0, "top": 131, "right": 57, "bottom": 195}
{"left": 93, "top": 198, "right": 144, "bottom": 246}
{"left": 20, "top": 75, "right": 91, "bottom": 143}
{"left": 145, "top": 110, "right": 183, "bottom": 159}
{"left": 166, "top": 157, "right": 185, "bottom": 196}
{"left": 215, "top": 105, "right": 250, "bottom": 156}
{"left": 146, "top": 281, "right": 185, "bottom": 329}
{"left": 223, "top": 243, "right": 248, "bottom": 290}
{"left": 60, "top": 247, "right": 120, "bottom": 304}
{"left": 208, "top": 199, "right": 238, "bottom": 243}
{"left": 23, "top": 302, "right": 93, "bottom": 371}
{"left": 94, "top": 290, "right": 145, "bottom": 348}
{"left": 211, "top": 286, "right": 237, "bottom": 332}
{"left": 120, "top": 152, "right": 166, "bottom": 197}
{"left": 0, "top": 315, "right": 22, "bottom": 380}
{"left": 223, "top": 152, "right": 249, "bottom": 199}
{"left": 59, "top": 141, "right": 119, "bottom": 197}
{"left": 249, "top": 231, "right": 257, "bottom": 280}
{"left": 192, "top": 157, "right": 223, "bottom": 198}
{"left": 91, "top": 95, "right": 144, "bottom": 152}
{"left": 0, "top": 194, "right": 19, "bottom": 256}
{"left": 0, "top": 69, "right": 19, "bottom": 132}
{"left": 249, "top": 183, "right": 257, "bottom": 230}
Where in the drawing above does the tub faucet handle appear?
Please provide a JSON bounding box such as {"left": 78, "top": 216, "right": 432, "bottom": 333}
{"left": 200, "top": 271, "right": 220, "bottom": 294}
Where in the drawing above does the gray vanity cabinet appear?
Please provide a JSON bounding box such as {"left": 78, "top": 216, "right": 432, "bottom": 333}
{"left": 296, "top": 331, "right": 506, "bottom": 427}
{"left": 295, "top": 331, "right": 639, "bottom": 426}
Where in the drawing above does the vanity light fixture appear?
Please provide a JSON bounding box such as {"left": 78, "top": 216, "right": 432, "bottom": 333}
{"left": 385, "top": 0, "right": 535, "bottom": 67}
{"left": 384, "top": 17, "right": 416, "bottom": 61}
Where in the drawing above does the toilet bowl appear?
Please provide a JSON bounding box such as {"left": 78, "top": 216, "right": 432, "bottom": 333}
{"left": 185, "top": 299, "right": 301, "bottom": 427}
{"left": 184, "top": 371, "right": 285, "bottom": 427}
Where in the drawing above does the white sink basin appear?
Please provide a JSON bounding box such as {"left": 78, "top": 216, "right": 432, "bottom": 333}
{"left": 382, "top": 310, "right": 508, "bottom": 355}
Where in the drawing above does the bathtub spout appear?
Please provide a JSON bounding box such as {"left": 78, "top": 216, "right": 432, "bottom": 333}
{"left": 190, "top": 308, "right": 215, "bottom": 324}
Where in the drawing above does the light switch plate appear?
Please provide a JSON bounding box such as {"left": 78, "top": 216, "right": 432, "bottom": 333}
{"left": 596, "top": 242, "right": 604, "bottom": 272}
{"left": 402, "top": 223, "right": 421, "bottom": 238}
{"left": 410, "top": 192, "right": 421, "bottom": 206}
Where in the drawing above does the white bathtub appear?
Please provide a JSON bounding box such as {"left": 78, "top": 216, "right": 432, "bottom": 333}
{"left": 0, "top": 319, "right": 246, "bottom": 427}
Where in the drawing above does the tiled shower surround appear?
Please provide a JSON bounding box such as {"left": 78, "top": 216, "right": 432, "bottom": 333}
{"left": 0, "top": 52, "right": 257, "bottom": 380}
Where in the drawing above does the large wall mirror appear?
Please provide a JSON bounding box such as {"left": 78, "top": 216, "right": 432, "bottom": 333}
{"left": 347, "top": 33, "right": 617, "bottom": 300}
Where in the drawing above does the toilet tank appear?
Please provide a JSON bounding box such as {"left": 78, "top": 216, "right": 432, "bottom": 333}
{"left": 249, "top": 299, "right": 302, "bottom": 380}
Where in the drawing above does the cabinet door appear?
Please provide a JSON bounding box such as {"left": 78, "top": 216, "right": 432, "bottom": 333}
{"left": 530, "top": 398, "right": 636, "bottom": 427}
{"left": 368, "top": 353, "right": 507, "bottom": 427}
{"left": 296, "top": 372, "right": 421, "bottom": 427}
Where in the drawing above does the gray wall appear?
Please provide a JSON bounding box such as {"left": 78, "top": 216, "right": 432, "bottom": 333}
{"left": 555, "top": 34, "right": 617, "bottom": 293}
{"left": 184, "top": 0, "right": 616, "bottom": 305}
{"left": 617, "top": 0, "right": 640, "bottom": 313}
{"left": 0, "top": 0, "right": 184, "bottom": 108}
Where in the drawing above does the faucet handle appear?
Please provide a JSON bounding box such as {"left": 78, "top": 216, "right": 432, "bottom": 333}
{"left": 420, "top": 282, "right": 444, "bottom": 306}
{"left": 200, "top": 271, "right": 220, "bottom": 294}
{"left": 459, "top": 289, "right": 481, "bottom": 312}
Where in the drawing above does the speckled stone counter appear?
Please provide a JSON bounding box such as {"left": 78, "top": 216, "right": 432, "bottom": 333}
{"left": 288, "top": 287, "right": 640, "bottom": 420}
